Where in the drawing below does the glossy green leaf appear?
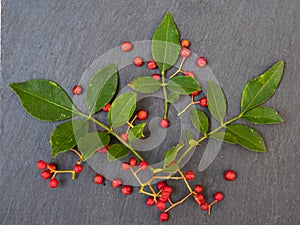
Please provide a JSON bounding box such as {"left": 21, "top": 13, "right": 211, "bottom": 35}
{"left": 207, "top": 80, "right": 227, "bottom": 123}
{"left": 163, "top": 143, "right": 184, "bottom": 168}
{"left": 86, "top": 64, "right": 118, "bottom": 114}
{"left": 241, "top": 61, "right": 284, "bottom": 113}
{"left": 9, "top": 79, "right": 78, "bottom": 121}
{"left": 152, "top": 12, "right": 181, "bottom": 72}
{"left": 107, "top": 144, "right": 130, "bottom": 161}
{"left": 210, "top": 131, "right": 237, "bottom": 144}
{"left": 128, "top": 123, "right": 146, "bottom": 143}
{"left": 163, "top": 162, "right": 178, "bottom": 173}
{"left": 166, "top": 76, "right": 201, "bottom": 95}
{"left": 185, "top": 130, "right": 193, "bottom": 143}
{"left": 242, "top": 106, "right": 284, "bottom": 124}
{"left": 128, "top": 76, "right": 161, "bottom": 93}
{"left": 226, "top": 124, "right": 266, "bottom": 152}
{"left": 50, "top": 119, "right": 89, "bottom": 158}
{"left": 78, "top": 132, "right": 110, "bottom": 160}
{"left": 190, "top": 108, "right": 209, "bottom": 134}
{"left": 108, "top": 92, "right": 137, "bottom": 128}
{"left": 167, "top": 92, "right": 180, "bottom": 103}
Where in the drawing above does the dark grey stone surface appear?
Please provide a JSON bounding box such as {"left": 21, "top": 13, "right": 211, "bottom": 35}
{"left": 1, "top": 0, "right": 299, "bottom": 224}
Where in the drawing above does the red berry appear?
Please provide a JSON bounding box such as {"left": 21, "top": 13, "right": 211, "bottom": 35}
{"left": 121, "top": 42, "right": 132, "bottom": 52}
{"left": 112, "top": 178, "right": 122, "bottom": 188}
{"left": 224, "top": 170, "right": 236, "bottom": 181}
{"left": 73, "top": 164, "right": 83, "bottom": 174}
{"left": 36, "top": 160, "right": 47, "bottom": 170}
{"left": 120, "top": 133, "right": 128, "bottom": 142}
{"left": 139, "top": 161, "right": 149, "bottom": 170}
{"left": 159, "top": 191, "right": 170, "bottom": 202}
{"left": 160, "top": 212, "right": 169, "bottom": 222}
{"left": 102, "top": 103, "right": 111, "bottom": 112}
{"left": 146, "top": 197, "right": 155, "bottom": 206}
{"left": 47, "top": 163, "right": 56, "bottom": 171}
{"left": 97, "top": 144, "right": 109, "bottom": 153}
{"left": 160, "top": 119, "right": 169, "bottom": 128}
{"left": 147, "top": 60, "right": 157, "bottom": 70}
{"left": 162, "top": 185, "right": 173, "bottom": 193}
{"left": 199, "top": 97, "right": 208, "bottom": 107}
{"left": 194, "top": 194, "right": 205, "bottom": 204}
{"left": 200, "top": 203, "right": 209, "bottom": 211}
{"left": 192, "top": 90, "right": 199, "bottom": 96}
{"left": 40, "top": 170, "right": 51, "bottom": 179}
{"left": 185, "top": 171, "right": 195, "bottom": 180}
{"left": 49, "top": 179, "right": 59, "bottom": 188}
{"left": 133, "top": 57, "right": 143, "bottom": 66}
{"left": 129, "top": 157, "right": 138, "bottom": 167}
{"left": 137, "top": 110, "right": 148, "bottom": 120}
{"left": 152, "top": 73, "right": 160, "bottom": 81}
{"left": 180, "top": 47, "right": 191, "bottom": 58}
{"left": 121, "top": 162, "right": 130, "bottom": 171}
{"left": 157, "top": 181, "right": 167, "bottom": 190}
{"left": 181, "top": 39, "right": 190, "bottom": 48}
{"left": 72, "top": 85, "right": 83, "bottom": 95}
{"left": 156, "top": 201, "right": 166, "bottom": 211}
{"left": 196, "top": 57, "right": 207, "bottom": 68}
{"left": 185, "top": 71, "right": 195, "bottom": 78}
{"left": 121, "top": 185, "right": 132, "bottom": 195}
{"left": 214, "top": 192, "right": 224, "bottom": 201}
{"left": 94, "top": 174, "right": 104, "bottom": 184}
{"left": 194, "top": 185, "right": 203, "bottom": 194}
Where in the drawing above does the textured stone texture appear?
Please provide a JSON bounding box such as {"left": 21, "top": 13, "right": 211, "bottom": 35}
{"left": 1, "top": 0, "right": 299, "bottom": 224}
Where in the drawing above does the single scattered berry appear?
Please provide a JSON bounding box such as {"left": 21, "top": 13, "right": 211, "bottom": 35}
{"left": 181, "top": 39, "right": 190, "bottom": 48}
{"left": 121, "top": 162, "right": 130, "bottom": 171}
{"left": 97, "top": 144, "right": 109, "bottom": 153}
{"left": 156, "top": 201, "right": 166, "bottom": 211}
{"left": 47, "top": 163, "right": 57, "bottom": 171}
{"left": 133, "top": 57, "right": 143, "bottom": 66}
{"left": 40, "top": 170, "right": 51, "bottom": 180}
{"left": 200, "top": 203, "right": 209, "bottom": 211}
{"left": 112, "top": 178, "right": 122, "bottom": 188}
{"left": 157, "top": 181, "right": 167, "bottom": 190}
{"left": 224, "top": 170, "right": 236, "bottom": 181}
{"left": 147, "top": 60, "right": 157, "bottom": 70}
{"left": 185, "top": 71, "right": 195, "bottom": 78}
{"left": 196, "top": 57, "right": 207, "bottom": 67}
{"left": 194, "top": 185, "right": 203, "bottom": 194}
{"left": 152, "top": 73, "right": 160, "bottom": 81}
{"left": 121, "top": 185, "right": 132, "bottom": 195}
{"left": 192, "top": 90, "right": 199, "bottom": 96}
{"left": 139, "top": 161, "right": 149, "bottom": 170}
{"left": 180, "top": 47, "right": 191, "bottom": 58}
{"left": 160, "top": 119, "right": 169, "bottom": 128}
{"left": 214, "top": 192, "right": 224, "bottom": 201}
{"left": 72, "top": 85, "right": 83, "bottom": 95}
{"left": 162, "top": 185, "right": 173, "bottom": 193}
{"left": 199, "top": 97, "right": 208, "bottom": 107}
{"left": 129, "top": 157, "right": 138, "bottom": 167}
{"left": 185, "top": 171, "right": 195, "bottom": 180}
{"left": 102, "top": 103, "right": 111, "bottom": 112}
{"left": 36, "top": 160, "right": 47, "bottom": 170}
{"left": 94, "top": 174, "right": 104, "bottom": 184}
{"left": 120, "top": 133, "right": 128, "bottom": 142}
{"left": 73, "top": 164, "right": 83, "bottom": 174}
{"left": 137, "top": 110, "right": 148, "bottom": 120}
{"left": 121, "top": 42, "right": 132, "bottom": 52}
{"left": 49, "top": 178, "right": 59, "bottom": 188}
{"left": 146, "top": 197, "right": 155, "bottom": 206}
{"left": 160, "top": 212, "right": 169, "bottom": 222}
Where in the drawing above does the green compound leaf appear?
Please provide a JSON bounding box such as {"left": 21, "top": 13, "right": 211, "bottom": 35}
{"left": 207, "top": 80, "right": 227, "bottom": 123}
{"left": 86, "top": 64, "right": 118, "bottom": 114}
{"left": 108, "top": 92, "right": 137, "bottom": 128}
{"left": 190, "top": 108, "right": 209, "bottom": 134}
{"left": 226, "top": 124, "right": 266, "bottom": 152}
{"left": 128, "top": 76, "right": 161, "bottom": 93}
{"left": 210, "top": 131, "right": 237, "bottom": 144}
{"left": 128, "top": 123, "right": 146, "bottom": 143}
{"left": 167, "top": 92, "right": 180, "bottom": 104}
{"left": 9, "top": 79, "right": 78, "bottom": 121}
{"left": 50, "top": 119, "right": 89, "bottom": 158}
{"left": 241, "top": 61, "right": 284, "bottom": 113}
{"left": 163, "top": 143, "right": 185, "bottom": 168}
{"left": 242, "top": 106, "right": 284, "bottom": 124}
{"left": 107, "top": 144, "right": 130, "bottom": 162}
{"left": 152, "top": 12, "right": 181, "bottom": 73}
{"left": 78, "top": 132, "right": 110, "bottom": 161}
{"left": 166, "top": 76, "right": 201, "bottom": 95}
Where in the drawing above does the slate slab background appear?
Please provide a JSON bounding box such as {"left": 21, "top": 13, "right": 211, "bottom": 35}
{"left": 1, "top": 0, "right": 299, "bottom": 224}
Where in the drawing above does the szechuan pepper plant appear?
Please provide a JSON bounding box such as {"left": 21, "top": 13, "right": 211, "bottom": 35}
{"left": 9, "top": 12, "right": 285, "bottom": 222}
